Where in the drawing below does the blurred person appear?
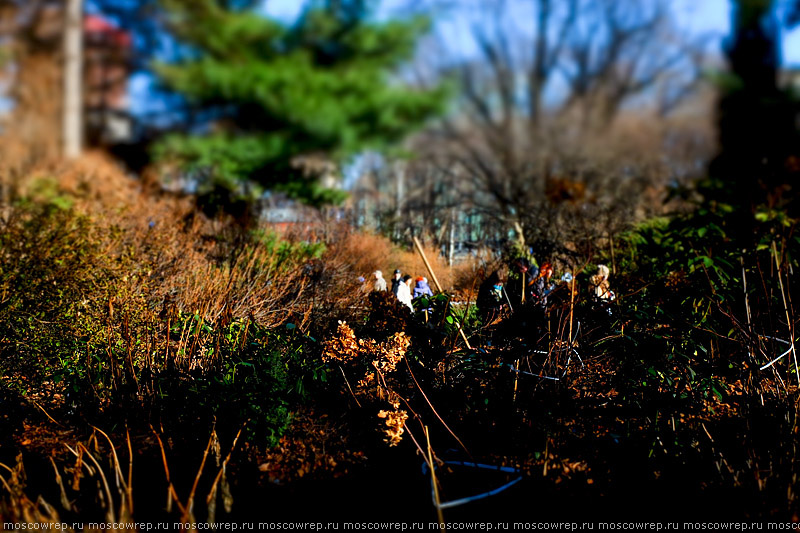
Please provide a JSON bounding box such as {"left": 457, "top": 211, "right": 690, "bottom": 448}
{"left": 413, "top": 276, "right": 434, "bottom": 319}
{"left": 531, "top": 262, "right": 555, "bottom": 308}
{"left": 357, "top": 275, "right": 369, "bottom": 295}
{"left": 413, "top": 276, "right": 434, "bottom": 299}
{"left": 373, "top": 270, "right": 387, "bottom": 292}
{"left": 590, "top": 264, "right": 615, "bottom": 301}
{"left": 391, "top": 269, "right": 403, "bottom": 296}
{"left": 396, "top": 274, "right": 414, "bottom": 312}
{"left": 477, "top": 270, "right": 506, "bottom": 324}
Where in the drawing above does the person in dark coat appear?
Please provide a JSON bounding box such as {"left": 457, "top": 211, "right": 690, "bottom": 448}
{"left": 477, "top": 270, "right": 506, "bottom": 324}
{"left": 391, "top": 269, "right": 403, "bottom": 296}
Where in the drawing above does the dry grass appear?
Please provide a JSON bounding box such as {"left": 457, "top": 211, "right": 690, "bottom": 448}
{"left": 0, "top": 425, "right": 248, "bottom": 527}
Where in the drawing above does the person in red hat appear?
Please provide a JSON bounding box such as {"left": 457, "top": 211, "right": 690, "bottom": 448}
{"left": 412, "top": 276, "right": 433, "bottom": 299}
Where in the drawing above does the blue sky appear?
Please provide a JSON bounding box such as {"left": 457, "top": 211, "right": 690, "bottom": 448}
{"left": 131, "top": 0, "right": 800, "bottom": 116}
{"left": 262, "top": 0, "right": 800, "bottom": 65}
{"left": 262, "top": 0, "right": 728, "bottom": 50}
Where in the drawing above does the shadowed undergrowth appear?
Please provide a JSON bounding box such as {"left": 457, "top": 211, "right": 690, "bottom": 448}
{"left": 2, "top": 157, "right": 800, "bottom": 523}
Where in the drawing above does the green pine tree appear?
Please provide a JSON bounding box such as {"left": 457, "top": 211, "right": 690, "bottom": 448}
{"left": 153, "top": 0, "right": 448, "bottom": 215}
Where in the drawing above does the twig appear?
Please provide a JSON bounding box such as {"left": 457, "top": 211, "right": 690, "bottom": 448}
{"left": 49, "top": 457, "right": 72, "bottom": 511}
{"left": 404, "top": 357, "right": 471, "bottom": 459}
{"left": 205, "top": 422, "right": 247, "bottom": 506}
{"left": 29, "top": 399, "right": 63, "bottom": 427}
{"left": 151, "top": 427, "right": 187, "bottom": 515}
{"left": 426, "top": 426, "right": 445, "bottom": 527}
{"left": 125, "top": 429, "right": 134, "bottom": 515}
{"left": 339, "top": 365, "right": 362, "bottom": 407}
{"left": 701, "top": 423, "right": 737, "bottom": 483}
{"left": 0, "top": 473, "right": 13, "bottom": 495}
{"left": 402, "top": 422, "right": 427, "bottom": 458}
{"left": 182, "top": 429, "right": 215, "bottom": 522}
{"left": 502, "top": 287, "right": 514, "bottom": 313}
{"left": 77, "top": 442, "right": 116, "bottom": 523}
{"left": 64, "top": 444, "right": 95, "bottom": 477}
{"left": 92, "top": 426, "right": 126, "bottom": 491}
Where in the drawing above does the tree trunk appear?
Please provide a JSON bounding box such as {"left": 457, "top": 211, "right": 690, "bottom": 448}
{"left": 529, "top": 0, "right": 550, "bottom": 130}
{"left": 63, "top": 0, "right": 84, "bottom": 159}
{"left": 448, "top": 211, "right": 455, "bottom": 266}
{"left": 394, "top": 160, "right": 405, "bottom": 240}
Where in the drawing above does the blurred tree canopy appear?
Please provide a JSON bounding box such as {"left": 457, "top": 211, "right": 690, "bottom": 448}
{"left": 152, "top": 0, "right": 449, "bottom": 216}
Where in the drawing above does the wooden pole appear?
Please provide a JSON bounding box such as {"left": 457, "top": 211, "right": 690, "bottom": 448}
{"left": 568, "top": 274, "right": 575, "bottom": 347}
{"left": 394, "top": 162, "right": 405, "bottom": 241}
{"left": 413, "top": 236, "right": 444, "bottom": 293}
{"left": 773, "top": 241, "right": 799, "bottom": 386}
{"left": 413, "top": 236, "right": 472, "bottom": 350}
{"left": 609, "top": 234, "right": 616, "bottom": 276}
{"left": 742, "top": 257, "right": 753, "bottom": 364}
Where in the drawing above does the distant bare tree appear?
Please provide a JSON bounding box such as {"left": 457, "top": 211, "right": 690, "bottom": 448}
{"left": 411, "top": 0, "right": 713, "bottom": 260}
{"left": 349, "top": 0, "right": 713, "bottom": 261}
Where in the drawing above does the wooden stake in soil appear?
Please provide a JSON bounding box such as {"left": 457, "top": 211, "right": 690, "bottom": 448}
{"left": 773, "top": 241, "right": 800, "bottom": 387}
{"left": 413, "top": 237, "right": 444, "bottom": 293}
{"left": 502, "top": 287, "right": 514, "bottom": 313}
{"left": 610, "top": 234, "right": 616, "bottom": 275}
{"left": 568, "top": 274, "right": 576, "bottom": 350}
{"left": 742, "top": 257, "right": 754, "bottom": 364}
{"left": 741, "top": 257, "right": 752, "bottom": 325}
{"left": 413, "top": 236, "right": 472, "bottom": 350}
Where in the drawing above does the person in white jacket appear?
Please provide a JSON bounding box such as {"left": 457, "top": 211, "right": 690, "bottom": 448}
{"left": 396, "top": 275, "right": 414, "bottom": 313}
{"left": 373, "top": 270, "right": 387, "bottom": 291}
